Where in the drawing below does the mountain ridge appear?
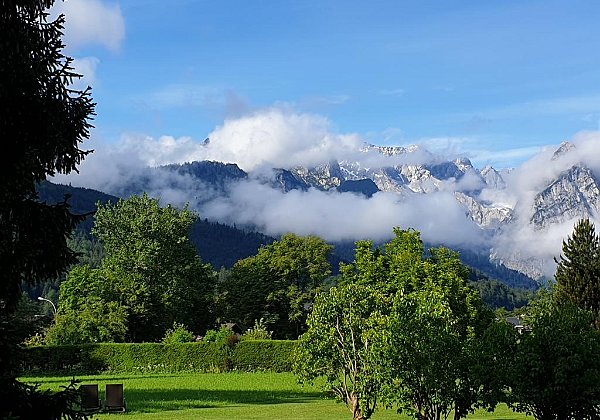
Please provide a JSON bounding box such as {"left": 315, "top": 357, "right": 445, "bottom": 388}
{"left": 37, "top": 179, "right": 538, "bottom": 289}
{"left": 49, "top": 139, "right": 600, "bottom": 283}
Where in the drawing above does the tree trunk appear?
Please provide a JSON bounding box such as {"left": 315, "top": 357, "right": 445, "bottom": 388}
{"left": 348, "top": 393, "right": 364, "bottom": 420}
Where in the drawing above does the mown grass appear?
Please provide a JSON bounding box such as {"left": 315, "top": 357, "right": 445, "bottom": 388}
{"left": 21, "top": 372, "right": 530, "bottom": 419}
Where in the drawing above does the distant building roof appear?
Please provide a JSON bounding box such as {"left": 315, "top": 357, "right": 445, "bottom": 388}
{"left": 506, "top": 316, "right": 522, "bottom": 326}
{"left": 221, "top": 322, "right": 243, "bottom": 335}
{"left": 505, "top": 316, "right": 532, "bottom": 334}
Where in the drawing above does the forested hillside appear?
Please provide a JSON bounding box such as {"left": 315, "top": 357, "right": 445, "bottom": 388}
{"left": 37, "top": 181, "right": 276, "bottom": 269}
{"left": 36, "top": 181, "right": 536, "bottom": 311}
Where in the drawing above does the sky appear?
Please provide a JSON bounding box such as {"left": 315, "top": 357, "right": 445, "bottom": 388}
{"left": 48, "top": 0, "right": 600, "bottom": 280}
{"left": 54, "top": 0, "right": 600, "bottom": 170}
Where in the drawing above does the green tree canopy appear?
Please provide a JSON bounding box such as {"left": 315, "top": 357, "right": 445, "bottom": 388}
{"left": 509, "top": 303, "right": 600, "bottom": 420}
{"left": 45, "top": 265, "right": 128, "bottom": 345}
{"left": 219, "top": 233, "right": 333, "bottom": 339}
{"left": 554, "top": 218, "right": 600, "bottom": 326}
{"left": 49, "top": 194, "right": 216, "bottom": 343}
{"left": 94, "top": 193, "right": 215, "bottom": 341}
{"left": 294, "top": 283, "right": 386, "bottom": 420}
{"left": 295, "top": 228, "right": 494, "bottom": 420}
{"left": 378, "top": 234, "right": 493, "bottom": 420}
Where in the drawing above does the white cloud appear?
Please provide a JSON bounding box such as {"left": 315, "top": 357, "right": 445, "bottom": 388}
{"left": 52, "top": 136, "right": 146, "bottom": 194}
{"left": 52, "top": 0, "right": 125, "bottom": 52}
{"left": 52, "top": 111, "right": 600, "bottom": 282}
{"left": 70, "top": 56, "right": 100, "bottom": 90}
{"left": 201, "top": 180, "right": 485, "bottom": 247}
{"left": 203, "top": 108, "right": 363, "bottom": 171}
{"left": 454, "top": 170, "right": 486, "bottom": 192}
{"left": 57, "top": 107, "right": 445, "bottom": 178}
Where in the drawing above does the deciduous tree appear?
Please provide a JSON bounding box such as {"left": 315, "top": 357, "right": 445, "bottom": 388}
{"left": 294, "top": 283, "right": 386, "bottom": 420}
{"left": 379, "top": 245, "right": 493, "bottom": 420}
{"left": 509, "top": 303, "right": 600, "bottom": 420}
{"left": 295, "top": 228, "right": 495, "bottom": 420}
{"left": 50, "top": 194, "right": 216, "bottom": 343}
{"left": 219, "top": 233, "right": 333, "bottom": 338}
{"left": 44, "top": 265, "right": 128, "bottom": 344}
{"left": 92, "top": 193, "right": 216, "bottom": 341}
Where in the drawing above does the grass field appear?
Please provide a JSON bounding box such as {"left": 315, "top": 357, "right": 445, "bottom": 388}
{"left": 21, "top": 372, "right": 530, "bottom": 419}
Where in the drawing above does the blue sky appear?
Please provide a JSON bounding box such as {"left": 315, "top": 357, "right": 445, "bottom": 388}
{"left": 57, "top": 0, "right": 600, "bottom": 169}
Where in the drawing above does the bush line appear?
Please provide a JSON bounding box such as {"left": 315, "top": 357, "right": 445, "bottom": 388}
{"left": 21, "top": 340, "right": 297, "bottom": 375}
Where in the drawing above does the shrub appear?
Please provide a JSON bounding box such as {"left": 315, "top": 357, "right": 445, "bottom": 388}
{"left": 23, "top": 333, "right": 45, "bottom": 347}
{"left": 162, "top": 322, "right": 195, "bottom": 344}
{"left": 203, "top": 325, "right": 235, "bottom": 345}
{"left": 232, "top": 340, "right": 297, "bottom": 372}
{"left": 241, "top": 318, "right": 273, "bottom": 340}
{"left": 21, "top": 341, "right": 297, "bottom": 375}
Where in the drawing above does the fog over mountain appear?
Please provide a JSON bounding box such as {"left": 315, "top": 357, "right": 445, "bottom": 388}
{"left": 53, "top": 108, "right": 600, "bottom": 282}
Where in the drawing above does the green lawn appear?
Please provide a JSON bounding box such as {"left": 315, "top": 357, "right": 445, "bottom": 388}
{"left": 21, "top": 372, "right": 530, "bottom": 420}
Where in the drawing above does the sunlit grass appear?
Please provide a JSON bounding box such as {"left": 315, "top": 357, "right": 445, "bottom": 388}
{"left": 21, "top": 372, "right": 530, "bottom": 419}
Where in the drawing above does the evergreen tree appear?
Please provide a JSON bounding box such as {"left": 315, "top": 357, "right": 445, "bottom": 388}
{"left": 509, "top": 303, "right": 600, "bottom": 420}
{"left": 1, "top": 1, "right": 94, "bottom": 417}
{"left": 554, "top": 218, "right": 600, "bottom": 326}
{"left": 1, "top": 0, "right": 95, "bottom": 311}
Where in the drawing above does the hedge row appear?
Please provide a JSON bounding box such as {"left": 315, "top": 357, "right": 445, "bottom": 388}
{"left": 21, "top": 340, "right": 298, "bottom": 375}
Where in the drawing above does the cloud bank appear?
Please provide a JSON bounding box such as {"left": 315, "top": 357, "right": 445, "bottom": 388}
{"left": 52, "top": 0, "right": 125, "bottom": 52}
{"left": 53, "top": 108, "right": 600, "bottom": 280}
{"left": 201, "top": 180, "right": 484, "bottom": 247}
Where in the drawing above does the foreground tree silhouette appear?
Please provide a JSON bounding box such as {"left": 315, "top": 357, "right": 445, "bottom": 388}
{"left": 1, "top": 1, "right": 95, "bottom": 417}
{"left": 554, "top": 218, "right": 600, "bottom": 326}
{"left": 1, "top": 0, "right": 95, "bottom": 311}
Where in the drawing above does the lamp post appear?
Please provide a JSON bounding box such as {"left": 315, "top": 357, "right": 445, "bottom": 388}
{"left": 37, "top": 296, "right": 57, "bottom": 315}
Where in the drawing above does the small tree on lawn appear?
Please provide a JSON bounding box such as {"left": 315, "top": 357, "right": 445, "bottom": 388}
{"left": 294, "top": 228, "right": 495, "bottom": 420}
{"left": 294, "top": 283, "right": 386, "bottom": 420}
{"left": 379, "top": 247, "right": 493, "bottom": 420}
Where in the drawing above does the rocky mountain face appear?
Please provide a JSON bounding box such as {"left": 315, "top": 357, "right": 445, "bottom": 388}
{"left": 290, "top": 161, "right": 345, "bottom": 190}
{"left": 164, "top": 160, "right": 248, "bottom": 189}
{"left": 149, "top": 141, "right": 598, "bottom": 283}
{"left": 454, "top": 192, "right": 513, "bottom": 229}
{"left": 279, "top": 145, "right": 488, "bottom": 197}
{"left": 480, "top": 166, "right": 506, "bottom": 190}
{"left": 337, "top": 179, "right": 380, "bottom": 197}
{"left": 531, "top": 165, "right": 600, "bottom": 229}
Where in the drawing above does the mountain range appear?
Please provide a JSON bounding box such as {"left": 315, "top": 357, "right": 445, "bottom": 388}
{"left": 46, "top": 137, "right": 600, "bottom": 286}
{"left": 38, "top": 178, "right": 537, "bottom": 293}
